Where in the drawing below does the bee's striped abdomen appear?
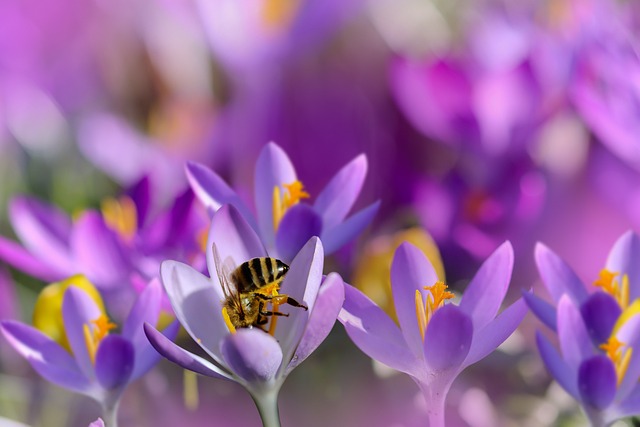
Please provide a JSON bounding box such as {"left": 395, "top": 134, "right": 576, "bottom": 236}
{"left": 231, "top": 257, "right": 289, "bottom": 292}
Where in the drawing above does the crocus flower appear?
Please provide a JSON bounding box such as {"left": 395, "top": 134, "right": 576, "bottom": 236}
{"left": 187, "top": 142, "right": 379, "bottom": 263}
{"left": 144, "top": 204, "right": 345, "bottom": 427}
{"left": 89, "top": 419, "right": 105, "bottom": 427}
{"left": 0, "top": 277, "right": 178, "bottom": 427}
{"left": 193, "top": 0, "right": 362, "bottom": 75}
{"left": 0, "top": 177, "right": 205, "bottom": 299}
{"left": 535, "top": 295, "right": 640, "bottom": 426}
{"left": 525, "top": 230, "right": 640, "bottom": 336}
{"left": 526, "top": 230, "right": 640, "bottom": 425}
{"left": 339, "top": 240, "right": 526, "bottom": 427}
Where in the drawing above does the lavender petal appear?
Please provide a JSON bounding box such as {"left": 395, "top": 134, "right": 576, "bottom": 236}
{"left": 94, "top": 335, "right": 134, "bottom": 390}
{"left": 423, "top": 304, "right": 472, "bottom": 373}
{"left": 220, "top": 328, "right": 283, "bottom": 384}
{"left": 578, "top": 356, "right": 617, "bottom": 410}
{"left": 535, "top": 242, "right": 588, "bottom": 304}
{"left": 275, "top": 204, "right": 322, "bottom": 263}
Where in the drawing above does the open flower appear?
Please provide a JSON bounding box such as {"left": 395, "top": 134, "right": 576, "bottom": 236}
{"left": 144, "top": 204, "right": 344, "bottom": 427}
{"left": 0, "top": 176, "right": 206, "bottom": 295}
{"left": 527, "top": 230, "right": 640, "bottom": 425}
{"left": 536, "top": 294, "right": 640, "bottom": 426}
{"left": 339, "top": 241, "right": 526, "bottom": 427}
{"left": 0, "top": 277, "right": 178, "bottom": 426}
{"left": 525, "top": 230, "right": 640, "bottom": 342}
{"left": 187, "top": 142, "right": 379, "bottom": 263}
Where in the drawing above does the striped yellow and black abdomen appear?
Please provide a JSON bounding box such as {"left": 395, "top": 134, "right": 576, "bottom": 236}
{"left": 230, "top": 257, "right": 289, "bottom": 293}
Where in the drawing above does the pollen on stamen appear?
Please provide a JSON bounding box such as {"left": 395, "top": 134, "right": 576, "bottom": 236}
{"left": 222, "top": 307, "right": 236, "bottom": 334}
{"left": 83, "top": 314, "right": 117, "bottom": 364}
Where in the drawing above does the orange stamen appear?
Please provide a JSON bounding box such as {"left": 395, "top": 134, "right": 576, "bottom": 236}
{"left": 415, "top": 281, "right": 455, "bottom": 341}
{"left": 272, "top": 180, "right": 310, "bottom": 231}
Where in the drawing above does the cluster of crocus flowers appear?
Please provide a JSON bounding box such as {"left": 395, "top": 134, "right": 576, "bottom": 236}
{"left": 187, "top": 142, "right": 379, "bottom": 262}
{"left": 339, "top": 240, "right": 526, "bottom": 427}
{"left": 0, "top": 176, "right": 206, "bottom": 303}
{"left": 526, "top": 231, "right": 640, "bottom": 426}
{"left": 144, "top": 204, "right": 345, "bottom": 427}
{"left": 0, "top": 275, "right": 178, "bottom": 427}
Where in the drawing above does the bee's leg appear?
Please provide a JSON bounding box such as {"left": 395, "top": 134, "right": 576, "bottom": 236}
{"left": 255, "top": 293, "right": 308, "bottom": 311}
{"left": 260, "top": 310, "right": 290, "bottom": 317}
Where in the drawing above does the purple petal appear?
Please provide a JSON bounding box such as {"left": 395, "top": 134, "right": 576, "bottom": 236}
{"left": 606, "top": 231, "right": 640, "bottom": 300}
{"left": 0, "top": 320, "right": 90, "bottom": 393}
{"left": 9, "top": 196, "right": 74, "bottom": 272}
{"left": 465, "top": 298, "right": 527, "bottom": 366}
{"left": 313, "top": 154, "right": 367, "bottom": 230}
{"left": 578, "top": 356, "right": 617, "bottom": 410}
{"left": 206, "top": 204, "right": 267, "bottom": 283}
{"left": 274, "top": 204, "right": 322, "bottom": 263}
{"left": 286, "top": 273, "right": 344, "bottom": 374}
{"left": 62, "top": 286, "right": 102, "bottom": 380}
{"left": 186, "top": 162, "right": 257, "bottom": 230}
{"left": 391, "top": 242, "right": 439, "bottom": 358}
{"left": 580, "top": 292, "right": 621, "bottom": 345}
{"left": 459, "top": 241, "right": 514, "bottom": 329}
{"left": 144, "top": 323, "right": 231, "bottom": 379}
{"left": 70, "top": 211, "right": 130, "bottom": 290}
{"left": 321, "top": 201, "right": 379, "bottom": 255}
{"left": 536, "top": 331, "right": 579, "bottom": 399}
{"left": 160, "top": 260, "right": 227, "bottom": 365}
{"left": 535, "top": 243, "right": 588, "bottom": 304}
{"left": 126, "top": 175, "right": 151, "bottom": 228}
{"left": 0, "top": 236, "right": 64, "bottom": 281}
{"left": 132, "top": 321, "right": 179, "bottom": 381}
{"left": 523, "top": 291, "right": 557, "bottom": 331}
{"left": 339, "top": 284, "right": 416, "bottom": 375}
{"left": 122, "top": 279, "right": 162, "bottom": 344}
{"left": 557, "top": 295, "right": 595, "bottom": 367}
{"left": 616, "top": 385, "right": 640, "bottom": 419}
{"left": 254, "top": 143, "right": 297, "bottom": 249}
{"left": 423, "top": 304, "right": 473, "bottom": 373}
{"left": 274, "top": 237, "right": 323, "bottom": 376}
{"left": 121, "top": 279, "right": 164, "bottom": 379}
{"left": 94, "top": 335, "right": 134, "bottom": 390}
{"left": 220, "top": 328, "right": 283, "bottom": 384}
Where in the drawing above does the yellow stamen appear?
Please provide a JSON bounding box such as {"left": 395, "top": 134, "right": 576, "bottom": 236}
{"left": 261, "top": 0, "right": 299, "bottom": 30}
{"left": 415, "top": 281, "right": 455, "bottom": 341}
{"left": 268, "top": 300, "right": 282, "bottom": 336}
{"left": 222, "top": 307, "right": 236, "bottom": 334}
{"left": 197, "top": 227, "right": 208, "bottom": 252}
{"left": 101, "top": 196, "right": 138, "bottom": 241}
{"left": 83, "top": 314, "right": 117, "bottom": 364}
{"left": 600, "top": 336, "right": 633, "bottom": 386}
{"left": 415, "top": 290, "right": 427, "bottom": 340}
{"left": 272, "top": 180, "right": 310, "bottom": 231}
{"left": 621, "top": 275, "right": 630, "bottom": 310}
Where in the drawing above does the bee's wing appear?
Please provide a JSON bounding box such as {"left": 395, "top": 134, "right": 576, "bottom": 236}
{"left": 212, "top": 243, "right": 244, "bottom": 312}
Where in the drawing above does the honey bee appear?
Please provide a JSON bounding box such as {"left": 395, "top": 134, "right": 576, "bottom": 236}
{"left": 213, "top": 244, "right": 308, "bottom": 331}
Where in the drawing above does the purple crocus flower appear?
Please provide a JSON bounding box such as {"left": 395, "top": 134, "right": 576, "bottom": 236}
{"left": 535, "top": 295, "right": 640, "bottom": 426}
{"left": 526, "top": 230, "right": 640, "bottom": 425}
{"left": 187, "top": 142, "right": 379, "bottom": 263}
{"left": 0, "top": 177, "right": 205, "bottom": 298}
{"left": 339, "top": 241, "right": 526, "bottom": 427}
{"left": 144, "top": 204, "right": 345, "bottom": 427}
{"left": 0, "top": 278, "right": 178, "bottom": 426}
{"left": 525, "top": 230, "right": 640, "bottom": 337}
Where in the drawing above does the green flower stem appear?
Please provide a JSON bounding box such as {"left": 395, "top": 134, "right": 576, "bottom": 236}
{"left": 251, "top": 387, "right": 282, "bottom": 427}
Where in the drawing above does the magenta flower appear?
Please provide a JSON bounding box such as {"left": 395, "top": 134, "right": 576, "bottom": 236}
{"left": 0, "top": 279, "right": 178, "bottom": 426}
{"left": 339, "top": 241, "right": 526, "bottom": 427}
{"left": 187, "top": 142, "right": 379, "bottom": 263}
{"left": 0, "top": 177, "right": 205, "bottom": 294}
{"left": 144, "top": 204, "right": 344, "bottom": 427}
